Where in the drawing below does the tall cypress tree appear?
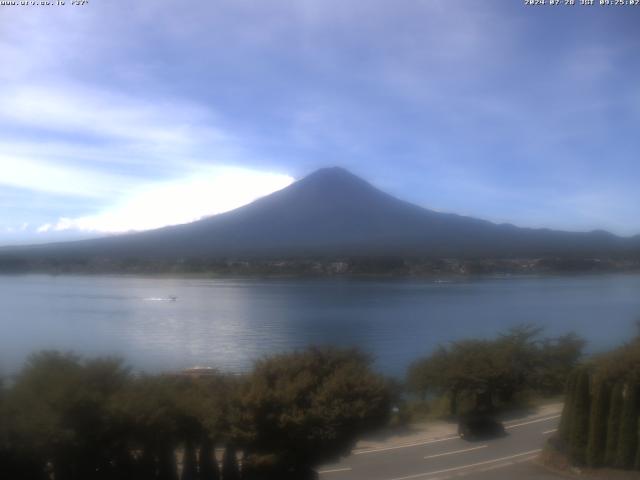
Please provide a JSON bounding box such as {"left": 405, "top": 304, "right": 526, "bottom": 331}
{"left": 558, "top": 370, "right": 578, "bottom": 445}
{"left": 605, "top": 382, "right": 624, "bottom": 466}
{"left": 199, "top": 439, "right": 220, "bottom": 480}
{"left": 634, "top": 417, "right": 640, "bottom": 471}
{"left": 586, "top": 379, "right": 610, "bottom": 467}
{"left": 157, "top": 444, "right": 179, "bottom": 480}
{"left": 136, "top": 447, "right": 157, "bottom": 480}
{"left": 569, "top": 368, "right": 590, "bottom": 465}
{"left": 222, "top": 445, "right": 240, "bottom": 480}
{"left": 616, "top": 384, "right": 639, "bottom": 469}
{"left": 182, "top": 442, "right": 197, "bottom": 480}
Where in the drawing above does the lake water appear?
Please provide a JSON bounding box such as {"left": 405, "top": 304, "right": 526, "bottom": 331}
{"left": 1, "top": 274, "right": 639, "bottom": 377}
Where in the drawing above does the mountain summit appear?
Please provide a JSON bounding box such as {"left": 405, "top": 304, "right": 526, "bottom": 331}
{"left": 5, "top": 167, "right": 639, "bottom": 260}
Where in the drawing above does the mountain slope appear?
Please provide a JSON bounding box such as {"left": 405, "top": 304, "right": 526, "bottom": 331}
{"left": 5, "top": 167, "right": 640, "bottom": 260}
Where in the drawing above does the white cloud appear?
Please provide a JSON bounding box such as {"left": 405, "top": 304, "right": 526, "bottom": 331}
{"left": 0, "top": 154, "right": 133, "bottom": 198}
{"left": 39, "top": 166, "right": 293, "bottom": 234}
{"left": 0, "top": 81, "right": 259, "bottom": 202}
{"left": 0, "top": 83, "right": 225, "bottom": 148}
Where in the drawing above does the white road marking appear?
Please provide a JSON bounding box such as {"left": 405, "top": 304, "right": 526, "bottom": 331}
{"left": 353, "top": 413, "right": 560, "bottom": 456}
{"left": 433, "top": 453, "right": 540, "bottom": 480}
{"left": 353, "top": 435, "right": 459, "bottom": 455}
{"left": 505, "top": 414, "right": 561, "bottom": 429}
{"left": 386, "top": 449, "right": 542, "bottom": 480}
{"left": 318, "top": 467, "right": 353, "bottom": 475}
{"left": 542, "top": 428, "right": 557, "bottom": 434}
{"left": 424, "top": 444, "right": 487, "bottom": 459}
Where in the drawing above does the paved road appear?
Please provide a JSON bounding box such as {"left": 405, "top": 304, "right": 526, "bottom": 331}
{"left": 318, "top": 414, "right": 561, "bottom": 480}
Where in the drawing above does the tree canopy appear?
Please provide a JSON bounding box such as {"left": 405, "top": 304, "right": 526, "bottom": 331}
{"left": 556, "top": 332, "right": 640, "bottom": 470}
{"left": 0, "top": 347, "right": 392, "bottom": 480}
{"left": 407, "top": 325, "right": 584, "bottom": 414}
{"left": 233, "top": 347, "right": 392, "bottom": 478}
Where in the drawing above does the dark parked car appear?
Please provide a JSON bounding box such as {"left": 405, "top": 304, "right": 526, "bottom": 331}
{"left": 457, "top": 413, "right": 506, "bottom": 440}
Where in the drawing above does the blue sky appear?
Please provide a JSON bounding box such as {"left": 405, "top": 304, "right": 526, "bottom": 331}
{"left": 1, "top": 0, "right": 639, "bottom": 245}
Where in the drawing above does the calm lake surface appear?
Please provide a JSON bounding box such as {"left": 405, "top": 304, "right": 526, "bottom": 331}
{"left": 1, "top": 274, "right": 639, "bottom": 376}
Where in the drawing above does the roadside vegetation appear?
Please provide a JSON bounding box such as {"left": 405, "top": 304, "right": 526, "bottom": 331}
{"left": 552, "top": 329, "right": 640, "bottom": 472}
{"left": 0, "top": 347, "right": 391, "bottom": 480}
{"left": 8, "top": 324, "right": 640, "bottom": 479}
{"left": 406, "top": 325, "right": 584, "bottom": 419}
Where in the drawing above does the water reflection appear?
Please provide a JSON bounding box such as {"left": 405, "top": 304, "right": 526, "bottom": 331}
{"left": 0, "top": 274, "right": 639, "bottom": 376}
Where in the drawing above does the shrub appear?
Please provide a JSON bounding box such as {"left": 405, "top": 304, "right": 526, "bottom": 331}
{"left": 233, "top": 347, "right": 391, "bottom": 475}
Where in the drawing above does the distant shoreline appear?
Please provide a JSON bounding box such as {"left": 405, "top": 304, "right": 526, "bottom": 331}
{"left": 1, "top": 256, "right": 639, "bottom": 278}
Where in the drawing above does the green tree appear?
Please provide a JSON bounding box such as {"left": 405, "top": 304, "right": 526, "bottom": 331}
{"left": 569, "top": 368, "right": 590, "bottom": 465}
{"left": 181, "top": 442, "right": 197, "bottom": 480}
{"left": 558, "top": 370, "right": 577, "bottom": 445}
{"left": 408, "top": 339, "right": 510, "bottom": 414}
{"left": 408, "top": 326, "right": 584, "bottom": 416}
{"left": 558, "top": 370, "right": 578, "bottom": 445}
{"left": 605, "top": 382, "right": 624, "bottom": 466}
{"left": 222, "top": 444, "right": 240, "bottom": 480}
{"left": 198, "top": 437, "right": 220, "bottom": 480}
{"left": 536, "top": 333, "right": 585, "bottom": 395}
{"left": 6, "top": 352, "right": 130, "bottom": 480}
{"left": 234, "top": 347, "right": 391, "bottom": 478}
{"left": 0, "top": 374, "right": 40, "bottom": 479}
{"left": 169, "top": 375, "right": 226, "bottom": 480}
{"left": 110, "top": 375, "right": 181, "bottom": 480}
{"left": 635, "top": 417, "right": 640, "bottom": 470}
{"left": 407, "top": 346, "right": 458, "bottom": 411}
{"left": 586, "top": 378, "right": 610, "bottom": 467}
{"left": 593, "top": 334, "right": 640, "bottom": 386}
{"left": 197, "top": 373, "right": 239, "bottom": 480}
{"left": 616, "top": 384, "right": 639, "bottom": 469}
{"left": 494, "top": 325, "right": 544, "bottom": 403}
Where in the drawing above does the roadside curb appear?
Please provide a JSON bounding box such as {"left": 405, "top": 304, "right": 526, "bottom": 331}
{"left": 533, "top": 456, "right": 582, "bottom": 479}
{"left": 352, "top": 407, "right": 563, "bottom": 455}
